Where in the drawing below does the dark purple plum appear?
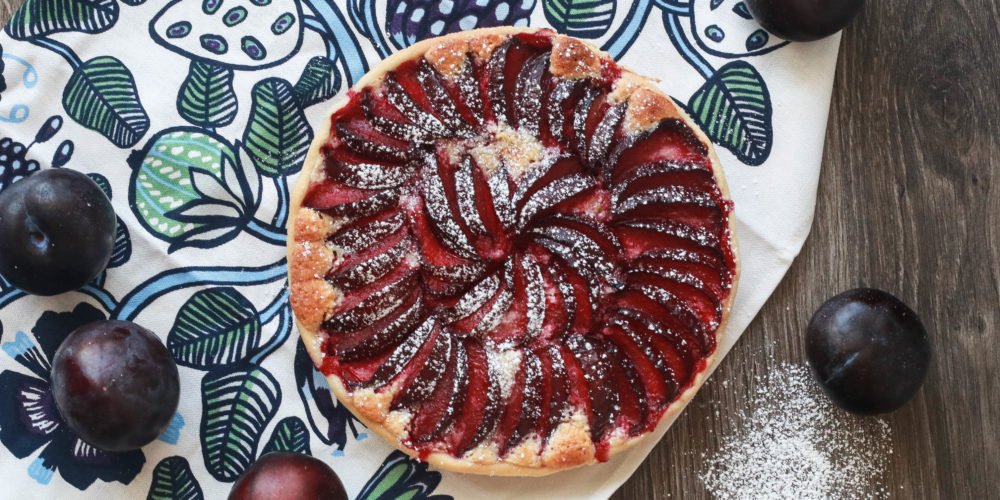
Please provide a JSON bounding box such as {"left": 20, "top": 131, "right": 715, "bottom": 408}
{"left": 746, "top": 0, "right": 864, "bottom": 42}
{"left": 228, "top": 452, "right": 348, "bottom": 500}
{"left": 0, "top": 169, "right": 116, "bottom": 295}
{"left": 51, "top": 320, "right": 180, "bottom": 451}
{"left": 806, "top": 288, "right": 931, "bottom": 415}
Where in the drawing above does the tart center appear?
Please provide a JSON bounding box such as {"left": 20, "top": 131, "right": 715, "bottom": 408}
{"left": 460, "top": 123, "right": 552, "bottom": 178}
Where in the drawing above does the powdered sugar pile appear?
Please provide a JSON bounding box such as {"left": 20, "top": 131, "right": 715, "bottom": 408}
{"left": 700, "top": 363, "right": 892, "bottom": 499}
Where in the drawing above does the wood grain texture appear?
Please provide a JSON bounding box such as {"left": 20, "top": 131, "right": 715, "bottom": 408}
{"left": 0, "top": 0, "right": 995, "bottom": 497}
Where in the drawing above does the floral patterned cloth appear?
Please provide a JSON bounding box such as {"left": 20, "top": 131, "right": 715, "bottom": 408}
{"left": 0, "top": 0, "right": 840, "bottom": 498}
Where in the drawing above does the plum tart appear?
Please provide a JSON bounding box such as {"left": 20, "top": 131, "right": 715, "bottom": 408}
{"left": 288, "top": 27, "right": 738, "bottom": 476}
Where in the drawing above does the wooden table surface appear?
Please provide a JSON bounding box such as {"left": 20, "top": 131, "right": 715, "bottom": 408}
{"left": 1, "top": 0, "right": 996, "bottom": 498}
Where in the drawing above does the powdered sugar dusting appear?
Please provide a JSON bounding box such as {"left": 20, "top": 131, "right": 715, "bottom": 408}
{"left": 445, "top": 273, "right": 500, "bottom": 323}
{"left": 701, "top": 364, "right": 892, "bottom": 500}
{"left": 521, "top": 255, "right": 546, "bottom": 342}
{"left": 614, "top": 185, "right": 718, "bottom": 216}
{"left": 489, "top": 345, "right": 522, "bottom": 401}
{"left": 474, "top": 123, "right": 558, "bottom": 179}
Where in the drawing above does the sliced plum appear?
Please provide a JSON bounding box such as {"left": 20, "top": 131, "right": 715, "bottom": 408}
{"left": 631, "top": 252, "right": 725, "bottom": 303}
{"left": 613, "top": 220, "right": 723, "bottom": 262}
{"left": 497, "top": 350, "right": 541, "bottom": 455}
{"left": 495, "top": 352, "right": 527, "bottom": 455}
{"left": 447, "top": 341, "right": 502, "bottom": 455}
{"left": 334, "top": 118, "right": 414, "bottom": 162}
{"left": 546, "top": 79, "right": 584, "bottom": 146}
{"left": 511, "top": 155, "right": 581, "bottom": 212}
{"left": 608, "top": 294, "right": 704, "bottom": 366}
{"left": 304, "top": 180, "right": 400, "bottom": 219}
{"left": 571, "top": 87, "right": 601, "bottom": 164}
{"left": 566, "top": 334, "right": 618, "bottom": 452}
{"left": 513, "top": 52, "right": 550, "bottom": 135}
{"left": 410, "top": 337, "right": 469, "bottom": 444}
{"left": 603, "top": 323, "right": 673, "bottom": 422}
{"left": 536, "top": 236, "right": 603, "bottom": 314}
{"left": 610, "top": 162, "right": 715, "bottom": 205}
{"left": 629, "top": 271, "right": 719, "bottom": 340}
{"left": 439, "top": 58, "right": 484, "bottom": 129}
{"left": 382, "top": 72, "right": 452, "bottom": 138}
{"left": 519, "top": 254, "right": 548, "bottom": 345}
{"left": 609, "top": 120, "right": 709, "bottom": 183}
{"left": 536, "top": 214, "right": 623, "bottom": 263}
{"left": 485, "top": 40, "right": 513, "bottom": 124}
{"left": 453, "top": 156, "right": 488, "bottom": 235}
{"left": 607, "top": 339, "right": 646, "bottom": 437}
{"left": 328, "top": 239, "right": 409, "bottom": 290}
{"left": 365, "top": 316, "right": 439, "bottom": 389}
{"left": 421, "top": 154, "right": 479, "bottom": 258}
{"left": 333, "top": 291, "right": 423, "bottom": 362}
{"left": 539, "top": 345, "right": 570, "bottom": 446}
{"left": 416, "top": 60, "right": 474, "bottom": 137}
{"left": 537, "top": 261, "right": 574, "bottom": 341}
{"left": 517, "top": 174, "right": 595, "bottom": 229}
{"left": 614, "top": 185, "right": 719, "bottom": 221}
{"left": 325, "top": 268, "right": 417, "bottom": 333}
{"left": 421, "top": 261, "right": 487, "bottom": 298}
{"left": 533, "top": 224, "right": 621, "bottom": 286}
{"left": 405, "top": 192, "right": 477, "bottom": 270}
{"left": 588, "top": 103, "right": 626, "bottom": 172}
{"left": 361, "top": 89, "right": 438, "bottom": 143}
{"left": 392, "top": 332, "right": 452, "bottom": 410}
{"left": 324, "top": 153, "right": 417, "bottom": 190}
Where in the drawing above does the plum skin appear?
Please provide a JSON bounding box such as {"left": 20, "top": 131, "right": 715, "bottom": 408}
{"left": 0, "top": 169, "right": 116, "bottom": 295}
{"left": 229, "top": 452, "right": 348, "bottom": 500}
{"left": 50, "top": 320, "right": 180, "bottom": 452}
{"left": 806, "top": 288, "right": 931, "bottom": 415}
{"left": 746, "top": 0, "right": 865, "bottom": 42}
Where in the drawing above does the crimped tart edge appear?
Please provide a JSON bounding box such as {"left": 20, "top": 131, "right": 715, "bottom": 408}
{"left": 286, "top": 26, "right": 741, "bottom": 477}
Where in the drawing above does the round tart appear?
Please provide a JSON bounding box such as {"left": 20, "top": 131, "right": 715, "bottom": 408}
{"left": 288, "top": 27, "right": 738, "bottom": 476}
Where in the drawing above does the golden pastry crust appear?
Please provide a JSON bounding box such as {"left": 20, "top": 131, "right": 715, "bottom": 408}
{"left": 550, "top": 36, "right": 602, "bottom": 80}
{"left": 351, "top": 387, "right": 394, "bottom": 424}
{"left": 287, "top": 27, "right": 740, "bottom": 477}
{"left": 541, "top": 413, "right": 596, "bottom": 468}
{"left": 426, "top": 38, "right": 470, "bottom": 77}
{"left": 468, "top": 33, "right": 507, "bottom": 61}
{"left": 620, "top": 77, "right": 684, "bottom": 132}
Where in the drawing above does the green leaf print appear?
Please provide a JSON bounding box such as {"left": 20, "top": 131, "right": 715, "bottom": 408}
{"left": 146, "top": 456, "right": 205, "bottom": 500}
{"left": 543, "top": 0, "right": 617, "bottom": 39}
{"left": 200, "top": 365, "right": 281, "bottom": 482}
{"left": 63, "top": 56, "right": 150, "bottom": 148}
{"left": 243, "top": 77, "right": 313, "bottom": 177}
{"left": 5, "top": 0, "right": 118, "bottom": 40}
{"left": 178, "top": 61, "right": 239, "bottom": 128}
{"left": 129, "top": 128, "right": 256, "bottom": 248}
{"left": 687, "top": 60, "right": 773, "bottom": 166}
{"left": 293, "top": 56, "right": 341, "bottom": 108}
{"left": 358, "top": 451, "right": 450, "bottom": 500}
{"left": 168, "top": 287, "right": 262, "bottom": 369}
{"left": 262, "top": 416, "right": 311, "bottom": 455}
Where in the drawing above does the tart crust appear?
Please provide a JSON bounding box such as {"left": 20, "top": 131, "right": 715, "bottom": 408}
{"left": 287, "top": 27, "right": 740, "bottom": 477}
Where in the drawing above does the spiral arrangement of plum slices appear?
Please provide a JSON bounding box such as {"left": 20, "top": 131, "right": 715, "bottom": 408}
{"left": 294, "top": 30, "right": 736, "bottom": 468}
